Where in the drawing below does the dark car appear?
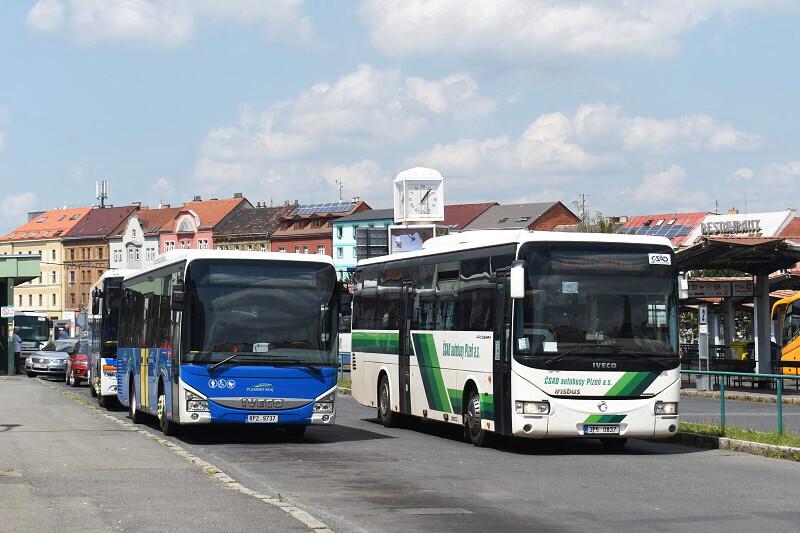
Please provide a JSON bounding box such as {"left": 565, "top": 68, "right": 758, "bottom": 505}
{"left": 24, "top": 339, "right": 79, "bottom": 378}
{"left": 65, "top": 340, "right": 90, "bottom": 387}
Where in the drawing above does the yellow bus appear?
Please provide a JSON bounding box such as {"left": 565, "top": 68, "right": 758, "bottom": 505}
{"left": 771, "top": 292, "right": 800, "bottom": 375}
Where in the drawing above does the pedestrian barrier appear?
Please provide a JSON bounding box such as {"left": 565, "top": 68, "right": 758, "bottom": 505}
{"left": 681, "top": 369, "right": 800, "bottom": 435}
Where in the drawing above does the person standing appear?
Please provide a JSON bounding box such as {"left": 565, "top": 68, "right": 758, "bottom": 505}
{"left": 57, "top": 328, "right": 70, "bottom": 340}
{"left": 13, "top": 328, "right": 22, "bottom": 373}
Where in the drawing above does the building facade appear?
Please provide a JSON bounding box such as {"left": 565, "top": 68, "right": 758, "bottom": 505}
{"left": 214, "top": 203, "right": 295, "bottom": 252}
{"left": 332, "top": 208, "right": 394, "bottom": 278}
{"left": 108, "top": 207, "right": 179, "bottom": 270}
{"left": 0, "top": 207, "right": 91, "bottom": 320}
{"left": 62, "top": 206, "right": 138, "bottom": 314}
{"left": 270, "top": 201, "right": 371, "bottom": 256}
{"left": 156, "top": 196, "right": 252, "bottom": 253}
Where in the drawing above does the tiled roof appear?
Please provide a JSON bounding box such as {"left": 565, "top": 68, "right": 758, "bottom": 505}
{"left": 335, "top": 208, "right": 394, "bottom": 223}
{"left": 114, "top": 207, "right": 181, "bottom": 237}
{"left": 273, "top": 201, "right": 370, "bottom": 238}
{"left": 779, "top": 217, "right": 800, "bottom": 238}
{"left": 1, "top": 207, "right": 92, "bottom": 241}
{"left": 463, "top": 202, "right": 576, "bottom": 231}
{"left": 619, "top": 211, "right": 708, "bottom": 246}
{"left": 181, "top": 197, "right": 251, "bottom": 229}
{"left": 444, "top": 202, "right": 497, "bottom": 231}
{"left": 214, "top": 205, "right": 294, "bottom": 236}
{"left": 62, "top": 206, "right": 138, "bottom": 240}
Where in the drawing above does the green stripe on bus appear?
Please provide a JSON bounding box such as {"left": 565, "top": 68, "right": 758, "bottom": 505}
{"left": 584, "top": 414, "right": 626, "bottom": 424}
{"left": 447, "top": 388, "right": 463, "bottom": 414}
{"left": 605, "top": 372, "right": 658, "bottom": 397}
{"left": 351, "top": 331, "right": 399, "bottom": 354}
{"left": 480, "top": 394, "right": 495, "bottom": 421}
{"left": 412, "top": 333, "right": 451, "bottom": 413}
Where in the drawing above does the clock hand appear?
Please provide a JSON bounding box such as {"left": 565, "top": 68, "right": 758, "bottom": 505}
{"left": 420, "top": 189, "right": 431, "bottom": 204}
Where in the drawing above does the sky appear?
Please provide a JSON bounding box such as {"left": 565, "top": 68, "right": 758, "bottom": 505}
{"left": 1, "top": 0, "right": 799, "bottom": 235}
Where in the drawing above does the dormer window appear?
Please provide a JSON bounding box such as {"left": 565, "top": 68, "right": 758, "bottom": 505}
{"left": 36, "top": 216, "right": 47, "bottom": 223}
{"left": 643, "top": 219, "right": 653, "bottom": 227}
{"left": 655, "top": 219, "right": 664, "bottom": 226}
{"left": 667, "top": 218, "right": 676, "bottom": 225}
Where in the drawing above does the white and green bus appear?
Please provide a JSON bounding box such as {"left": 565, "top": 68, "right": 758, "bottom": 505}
{"left": 350, "top": 231, "right": 679, "bottom": 448}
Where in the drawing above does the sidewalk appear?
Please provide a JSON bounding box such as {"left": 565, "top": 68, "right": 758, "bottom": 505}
{"left": 0, "top": 376, "right": 307, "bottom": 533}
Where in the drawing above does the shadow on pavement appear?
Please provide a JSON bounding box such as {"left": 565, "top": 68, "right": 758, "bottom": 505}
{"left": 363, "top": 417, "right": 704, "bottom": 456}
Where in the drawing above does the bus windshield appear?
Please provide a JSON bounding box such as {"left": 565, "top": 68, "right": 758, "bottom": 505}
{"left": 514, "top": 243, "right": 678, "bottom": 367}
{"left": 102, "top": 281, "right": 122, "bottom": 357}
{"left": 15, "top": 315, "right": 51, "bottom": 342}
{"left": 183, "top": 260, "right": 338, "bottom": 366}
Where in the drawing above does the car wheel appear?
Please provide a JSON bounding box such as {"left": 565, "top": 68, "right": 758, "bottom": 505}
{"left": 157, "top": 389, "right": 179, "bottom": 436}
{"left": 600, "top": 438, "right": 628, "bottom": 451}
{"left": 128, "top": 381, "right": 144, "bottom": 424}
{"left": 377, "top": 375, "right": 398, "bottom": 428}
{"left": 464, "top": 387, "right": 491, "bottom": 447}
{"left": 68, "top": 373, "right": 78, "bottom": 387}
{"left": 26, "top": 372, "right": 35, "bottom": 378}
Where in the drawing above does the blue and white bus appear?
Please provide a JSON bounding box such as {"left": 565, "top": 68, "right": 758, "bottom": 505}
{"left": 88, "top": 269, "right": 135, "bottom": 407}
{"left": 116, "top": 250, "right": 341, "bottom": 437}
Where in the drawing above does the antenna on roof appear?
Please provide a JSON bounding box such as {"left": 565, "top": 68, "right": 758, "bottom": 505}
{"left": 96, "top": 180, "right": 108, "bottom": 208}
{"left": 336, "top": 179, "right": 344, "bottom": 201}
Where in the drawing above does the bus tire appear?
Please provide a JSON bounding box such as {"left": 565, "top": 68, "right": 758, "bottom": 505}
{"left": 378, "top": 374, "right": 398, "bottom": 428}
{"left": 285, "top": 425, "right": 306, "bottom": 440}
{"left": 89, "top": 374, "right": 97, "bottom": 397}
{"left": 464, "top": 386, "right": 491, "bottom": 447}
{"left": 600, "top": 438, "right": 627, "bottom": 450}
{"left": 97, "top": 394, "right": 109, "bottom": 408}
{"left": 158, "top": 386, "right": 179, "bottom": 436}
{"left": 128, "top": 380, "right": 144, "bottom": 424}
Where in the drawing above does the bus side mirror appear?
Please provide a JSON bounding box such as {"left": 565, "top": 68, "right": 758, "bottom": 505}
{"left": 510, "top": 260, "right": 525, "bottom": 299}
{"left": 91, "top": 298, "right": 100, "bottom": 315}
{"left": 171, "top": 283, "right": 185, "bottom": 311}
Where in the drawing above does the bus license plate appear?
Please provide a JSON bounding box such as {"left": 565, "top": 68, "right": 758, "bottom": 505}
{"left": 246, "top": 415, "right": 278, "bottom": 423}
{"left": 584, "top": 424, "right": 620, "bottom": 435}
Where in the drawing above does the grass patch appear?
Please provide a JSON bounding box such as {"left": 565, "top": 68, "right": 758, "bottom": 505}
{"left": 680, "top": 422, "right": 800, "bottom": 448}
{"left": 337, "top": 377, "right": 352, "bottom": 389}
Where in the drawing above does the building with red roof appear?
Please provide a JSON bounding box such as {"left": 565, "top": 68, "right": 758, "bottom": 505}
{"left": 618, "top": 212, "right": 709, "bottom": 247}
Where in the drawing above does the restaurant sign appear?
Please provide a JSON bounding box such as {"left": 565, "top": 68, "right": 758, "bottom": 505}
{"left": 700, "top": 219, "right": 761, "bottom": 236}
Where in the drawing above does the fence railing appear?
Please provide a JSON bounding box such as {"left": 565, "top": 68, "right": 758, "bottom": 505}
{"left": 681, "top": 369, "right": 799, "bottom": 435}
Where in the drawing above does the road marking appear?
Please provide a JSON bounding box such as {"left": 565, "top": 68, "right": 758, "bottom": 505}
{"left": 398, "top": 508, "right": 473, "bottom": 515}
{"left": 40, "top": 379, "right": 335, "bottom": 533}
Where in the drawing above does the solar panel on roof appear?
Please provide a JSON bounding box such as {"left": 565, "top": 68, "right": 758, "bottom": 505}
{"left": 292, "top": 201, "right": 356, "bottom": 215}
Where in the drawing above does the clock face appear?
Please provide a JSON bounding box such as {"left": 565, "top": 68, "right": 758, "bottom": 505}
{"left": 407, "top": 182, "right": 439, "bottom": 217}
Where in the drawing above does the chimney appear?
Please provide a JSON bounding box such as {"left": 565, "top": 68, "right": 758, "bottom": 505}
{"left": 193, "top": 195, "right": 202, "bottom": 202}
{"left": 728, "top": 208, "right": 739, "bottom": 215}
{"left": 209, "top": 195, "right": 218, "bottom": 201}
{"left": 131, "top": 201, "right": 141, "bottom": 207}
{"left": 233, "top": 192, "right": 243, "bottom": 199}
{"left": 352, "top": 196, "right": 361, "bottom": 203}
{"left": 159, "top": 203, "right": 170, "bottom": 209}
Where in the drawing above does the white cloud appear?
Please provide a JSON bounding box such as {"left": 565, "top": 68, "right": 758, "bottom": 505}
{"left": 718, "top": 161, "right": 800, "bottom": 212}
{"left": 26, "top": 0, "right": 311, "bottom": 46}
{"left": 194, "top": 65, "right": 495, "bottom": 192}
{"left": 633, "top": 165, "right": 687, "bottom": 202}
{"left": 360, "top": 0, "right": 792, "bottom": 64}
{"left": 1, "top": 192, "right": 37, "bottom": 234}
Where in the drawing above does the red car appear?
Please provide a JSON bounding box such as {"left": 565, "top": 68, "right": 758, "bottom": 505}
{"left": 65, "top": 340, "right": 89, "bottom": 387}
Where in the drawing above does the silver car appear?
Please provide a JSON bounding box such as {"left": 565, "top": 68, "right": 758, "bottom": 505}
{"left": 25, "top": 339, "right": 79, "bottom": 378}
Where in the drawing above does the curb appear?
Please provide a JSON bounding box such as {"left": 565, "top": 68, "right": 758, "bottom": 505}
{"left": 674, "top": 431, "right": 800, "bottom": 461}
{"left": 681, "top": 389, "right": 800, "bottom": 405}
{"left": 41, "top": 380, "right": 335, "bottom": 533}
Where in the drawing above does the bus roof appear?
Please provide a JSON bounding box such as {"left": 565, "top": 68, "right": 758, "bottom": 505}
{"left": 123, "top": 249, "right": 335, "bottom": 282}
{"left": 359, "top": 230, "right": 674, "bottom": 266}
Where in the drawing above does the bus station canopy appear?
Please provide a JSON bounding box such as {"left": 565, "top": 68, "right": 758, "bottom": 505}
{"left": 675, "top": 237, "right": 800, "bottom": 275}
{"left": 0, "top": 254, "right": 41, "bottom": 285}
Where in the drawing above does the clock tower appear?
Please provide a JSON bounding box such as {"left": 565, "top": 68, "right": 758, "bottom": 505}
{"left": 393, "top": 167, "right": 445, "bottom": 224}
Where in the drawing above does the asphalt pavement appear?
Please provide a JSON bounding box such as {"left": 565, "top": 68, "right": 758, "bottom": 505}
{"left": 0, "top": 376, "right": 307, "bottom": 533}
{"left": 34, "top": 377, "right": 800, "bottom": 533}
{"left": 680, "top": 396, "right": 800, "bottom": 433}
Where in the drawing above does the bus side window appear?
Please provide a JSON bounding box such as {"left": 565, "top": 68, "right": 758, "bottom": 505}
{"left": 787, "top": 302, "right": 800, "bottom": 345}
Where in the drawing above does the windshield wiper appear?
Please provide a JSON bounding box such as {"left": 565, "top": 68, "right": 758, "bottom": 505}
{"left": 209, "top": 353, "right": 245, "bottom": 371}
{"left": 544, "top": 345, "right": 591, "bottom": 366}
{"left": 261, "top": 357, "right": 323, "bottom": 374}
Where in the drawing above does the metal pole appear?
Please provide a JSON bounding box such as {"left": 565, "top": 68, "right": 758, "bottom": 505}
{"left": 777, "top": 379, "right": 783, "bottom": 435}
{"left": 719, "top": 378, "right": 726, "bottom": 432}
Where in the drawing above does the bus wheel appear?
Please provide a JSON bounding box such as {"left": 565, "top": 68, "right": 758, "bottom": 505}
{"left": 600, "top": 438, "right": 627, "bottom": 451}
{"left": 285, "top": 425, "right": 306, "bottom": 440}
{"left": 464, "top": 388, "right": 491, "bottom": 447}
{"left": 378, "top": 375, "right": 398, "bottom": 428}
{"left": 128, "top": 381, "right": 144, "bottom": 424}
{"left": 89, "top": 375, "right": 97, "bottom": 397}
{"left": 97, "top": 394, "right": 109, "bottom": 408}
{"left": 158, "top": 389, "right": 179, "bottom": 436}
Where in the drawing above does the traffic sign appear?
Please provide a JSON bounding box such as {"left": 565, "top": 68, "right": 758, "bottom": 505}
{"left": 1, "top": 306, "right": 14, "bottom": 319}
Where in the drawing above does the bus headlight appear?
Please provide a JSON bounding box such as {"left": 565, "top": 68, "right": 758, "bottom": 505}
{"left": 185, "top": 390, "right": 209, "bottom": 412}
{"left": 515, "top": 401, "right": 550, "bottom": 415}
{"left": 654, "top": 401, "right": 678, "bottom": 415}
{"left": 313, "top": 390, "right": 336, "bottom": 414}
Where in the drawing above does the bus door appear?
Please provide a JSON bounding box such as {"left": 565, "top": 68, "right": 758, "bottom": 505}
{"left": 399, "top": 280, "right": 414, "bottom": 415}
{"left": 493, "top": 269, "right": 513, "bottom": 436}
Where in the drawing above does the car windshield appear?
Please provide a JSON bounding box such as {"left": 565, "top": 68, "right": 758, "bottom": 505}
{"left": 514, "top": 243, "right": 678, "bottom": 366}
{"left": 183, "top": 259, "right": 338, "bottom": 366}
{"left": 40, "top": 339, "right": 76, "bottom": 353}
